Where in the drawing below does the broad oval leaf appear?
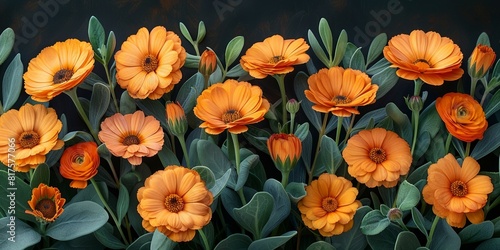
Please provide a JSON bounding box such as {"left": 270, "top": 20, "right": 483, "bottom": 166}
{"left": 233, "top": 192, "right": 274, "bottom": 239}
{"left": 0, "top": 217, "right": 41, "bottom": 250}
{"left": 360, "top": 209, "right": 390, "bottom": 235}
{"left": 2, "top": 53, "right": 23, "bottom": 112}
{"left": 214, "top": 233, "right": 252, "bottom": 250}
{"left": 396, "top": 180, "right": 420, "bottom": 211}
{"left": 458, "top": 221, "right": 494, "bottom": 244}
{"left": 366, "top": 33, "right": 387, "bottom": 66}
{"left": 0, "top": 27, "right": 15, "bottom": 65}
{"left": 248, "top": 231, "right": 297, "bottom": 250}
{"left": 224, "top": 36, "right": 244, "bottom": 69}
{"left": 89, "top": 82, "right": 111, "bottom": 132}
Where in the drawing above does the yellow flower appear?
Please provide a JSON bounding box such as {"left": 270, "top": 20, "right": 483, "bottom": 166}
{"left": 298, "top": 173, "right": 361, "bottom": 237}
{"left": 193, "top": 79, "right": 270, "bottom": 135}
{"left": 25, "top": 183, "right": 66, "bottom": 223}
{"left": 115, "top": 26, "right": 186, "bottom": 99}
{"left": 98, "top": 111, "right": 164, "bottom": 166}
{"left": 383, "top": 30, "right": 464, "bottom": 85}
{"left": 59, "top": 141, "right": 100, "bottom": 189}
{"left": 23, "top": 39, "right": 95, "bottom": 102}
{"left": 0, "top": 104, "right": 64, "bottom": 172}
{"left": 422, "top": 154, "right": 493, "bottom": 228}
{"left": 468, "top": 44, "right": 496, "bottom": 79}
{"left": 304, "top": 67, "right": 378, "bottom": 117}
{"left": 137, "top": 165, "right": 213, "bottom": 242}
{"left": 342, "top": 128, "right": 412, "bottom": 188}
{"left": 240, "top": 34, "right": 310, "bottom": 79}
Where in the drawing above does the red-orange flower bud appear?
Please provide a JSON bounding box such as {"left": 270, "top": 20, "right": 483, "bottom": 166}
{"left": 267, "top": 133, "right": 302, "bottom": 173}
{"left": 198, "top": 49, "right": 217, "bottom": 77}
{"left": 59, "top": 141, "right": 100, "bottom": 189}
{"left": 468, "top": 44, "right": 496, "bottom": 79}
{"left": 166, "top": 101, "right": 188, "bottom": 136}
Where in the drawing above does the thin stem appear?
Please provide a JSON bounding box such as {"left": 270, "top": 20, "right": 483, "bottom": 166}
{"left": 413, "top": 79, "right": 424, "bottom": 97}
{"left": 290, "top": 112, "right": 296, "bottom": 134}
{"left": 335, "top": 116, "right": 343, "bottom": 143}
{"left": 343, "top": 114, "right": 356, "bottom": 144}
{"left": 230, "top": 132, "right": 246, "bottom": 205}
{"left": 470, "top": 77, "right": 479, "bottom": 97}
{"left": 426, "top": 215, "right": 440, "bottom": 248}
{"left": 198, "top": 229, "right": 211, "bottom": 250}
{"left": 64, "top": 89, "right": 101, "bottom": 143}
{"left": 465, "top": 142, "right": 471, "bottom": 157}
{"left": 177, "top": 135, "right": 191, "bottom": 168}
{"left": 308, "top": 113, "right": 329, "bottom": 184}
{"left": 281, "top": 170, "right": 290, "bottom": 188}
{"left": 444, "top": 133, "right": 452, "bottom": 155}
{"left": 203, "top": 75, "right": 210, "bottom": 90}
{"left": 274, "top": 74, "right": 288, "bottom": 127}
{"left": 104, "top": 157, "right": 120, "bottom": 187}
{"left": 103, "top": 61, "right": 120, "bottom": 112}
{"left": 90, "top": 178, "right": 129, "bottom": 245}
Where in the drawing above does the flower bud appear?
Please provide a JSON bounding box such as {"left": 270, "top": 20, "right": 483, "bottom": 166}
{"left": 468, "top": 44, "right": 496, "bottom": 79}
{"left": 286, "top": 98, "right": 301, "bottom": 115}
{"left": 198, "top": 49, "right": 217, "bottom": 77}
{"left": 405, "top": 95, "right": 424, "bottom": 113}
{"left": 267, "top": 133, "right": 302, "bottom": 173}
{"left": 166, "top": 102, "right": 188, "bottom": 137}
{"left": 387, "top": 207, "right": 403, "bottom": 221}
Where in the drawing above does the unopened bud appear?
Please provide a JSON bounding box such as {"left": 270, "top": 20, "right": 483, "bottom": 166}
{"left": 198, "top": 49, "right": 217, "bottom": 77}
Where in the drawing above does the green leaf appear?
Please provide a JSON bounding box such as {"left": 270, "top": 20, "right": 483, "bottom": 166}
{"left": 157, "top": 142, "right": 180, "bottom": 167}
{"left": 360, "top": 209, "right": 390, "bottom": 235}
{"left": 0, "top": 217, "right": 41, "bottom": 250}
{"left": 476, "top": 238, "right": 500, "bottom": 250}
{"left": 366, "top": 223, "right": 403, "bottom": 250}
{"left": 224, "top": 36, "right": 244, "bottom": 68}
{"left": 418, "top": 101, "right": 441, "bottom": 138}
{"left": 318, "top": 18, "right": 333, "bottom": 59}
{"left": 195, "top": 139, "right": 232, "bottom": 178}
{"left": 351, "top": 107, "right": 386, "bottom": 134}
{"left": 411, "top": 207, "right": 429, "bottom": 239}
{"left": 135, "top": 99, "right": 168, "bottom": 129}
{"left": 227, "top": 63, "right": 248, "bottom": 78}
{"left": 88, "top": 16, "right": 105, "bottom": 58}
{"left": 315, "top": 135, "right": 342, "bottom": 175}
{"left": 308, "top": 29, "right": 330, "bottom": 67}
{"left": 46, "top": 201, "right": 109, "bottom": 241}
{"left": 366, "top": 33, "right": 387, "bottom": 66}
{"left": 151, "top": 229, "right": 177, "bottom": 250}
{"left": 471, "top": 123, "right": 500, "bottom": 160}
{"left": 485, "top": 88, "right": 500, "bottom": 118}
{"left": 306, "top": 241, "right": 335, "bottom": 250}
{"left": 233, "top": 192, "right": 274, "bottom": 240}
{"left": 235, "top": 154, "right": 259, "bottom": 191}
{"left": 194, "top": 166, "right": 216, "bottom": 190}
{"left": 394, "top": 231, "right": 422, "bottom": 250}
{"left": 67, "top": 181, "right": 108, "bottom": 207}
{"left": 211, "top": 169, "right": 232, "bottom": 198}
{"left": 179, "top": 22, "right": 194, "bottom": 42}
{"left": 116, "top": 184, "right": 130, "bottom": 225}
{"left": 476, "top": 32, "right": 490, "bottom": 46}
{"left": 196, "top": 21, "right": 206, "bottom": 42}
{"left": 248, "top": 231, "right": 297, "bottom": 250}
{"left": 105, "top": 31, "right": 116, "bottom": 64}
{"left": 429, "top": 219, "right": 461, "bottom": 250}
{"left": 261, "top": 179, "right": 291, "bottom": 237}
{"left": 0, "top": 170, "right": 35, "bottom": 223}
{"left": 459, "top": 221, "right": 494, "bottom": 244}
{"left": 214, "top": 233, "right": 252, "bottom": 250}
{"left": 30, "top": 163, "right": 50, "bottom": 189}
{"left": 294, "top": 72, "right": 321, "bottom": 131}
{"left": 175, "top": 72, "right": 203, "bottom": 113}
{"left": 396, "top": 180, "right": 420, "bottom": 211}
{"left": 371, "top": 66, "right": 398, "bottom": 100}
{"left": 332, "top": 29, "right": 348, "bottom": 67}
{"left": 62, "top": 131, "right": 94, "bottom": 143}
{"left": 330, "top": 206, "right": 371, "bottom": 250}
{"left": 349, "top": 47, "right": 366, "bottom": 71}
{"left": 385, "top": 102, "right": 412, "bottom": 144}
{"left": 285, "top": 182, "right": 306, "bottom": 203}
{"left": 0, "top": 28, "right": 14, "bottom": 66}
{"left": 94, "top": 223, "right": 127, "bottom": 249}
{"left": 127, "top": 232, "right": 152, "bottom": 250}
{"left": 89, "top": 82, "right": 110, "bottom": 132}
{"left": 2, "top": 53, "right": 23, "bottom": 112}
{"left": 119, "top": 91, "right": 136, "bottom": 114}
{"left": 294, "top": 122, "right": 309, "bottom": 141}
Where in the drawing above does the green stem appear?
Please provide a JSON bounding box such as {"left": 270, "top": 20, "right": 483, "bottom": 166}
{"left": 426, "top": 215, "right": 440, "bottom": 248}
{"left": 486, "top": 196, "right": 500, "bottom": 216}
{"left": 342, "top": 114, "right": 356, "bottom": 144}
{"left": 281, "top": 170, "right": 290, "bottom": 188}
{"left": 410, "top": 109, "right": 420, "bottom": 156}
{"left": 335, "top": 116, "right": 343, "bottom": 143}
{"left": 465, "top": 142, "right": 471, "bottom": 157}
{"left": 104, "top": 156, "right": 120, "bottom": 187}
{"left": 64, "top": 88, "right": 101, "bottom": 143}
{"left": 90, "top": 178, "right": 129, "bottom": 245}
{"left": 308, "top": 113, "right": 329, "bottom": 184}
{"left": 274, "top": 74, "right": 288, "bottom": 127}
{"left": 177, "top": 135, "right": 191, "bottom": 168}
{"left": 413, "top": 79, "right": 424, "bottom": 97}
{"left": 230, "top": 132, "right": 246, "bottom": 205}
{"left": 198, "top": 229, "right": 211, "bottom": 250}
{"left": 444, "top": 133, "right": 452, "bottom": 155}
{"left": 203, "top": 75, "right": 210, "bottom": 90}
{"left": 470, "top": 77, "right": 479, "bottom": 97}
{"left": 103, "top": 61, "right": 120, "bottom": 112}
{"left": 290, "top": 112, "right": 296, "bottom": 134}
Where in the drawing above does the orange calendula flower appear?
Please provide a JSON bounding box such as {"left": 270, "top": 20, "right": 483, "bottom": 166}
{"left": 240, "top": 34, "right": 310, "bottom": 79}
{"left": 23, "top": 39, "right": 95, "bottom": 102}
{"left": 383, "top": 30, "right": 464, "bottom": 86}
{"left": 298, "top": 173, "right": 361, "bottom": 237}
{"left": 26, "top": 183, "right": 66, "bottom": 223}
{"left": 115, "top": 26, "right": 186, "bottom": 99}
{"left": 435, "top": 92, "right": 488, "bottom": 142}
{"left": 137, "top": 165, "right": 213, "bottom": 242}
{"left": 267, "top": 133, "right": 302, "bottom": 173}
{"left": 468, "top": 44, "right": 496, "bottom": 79}
{"left": 343, "top": 128, "right": 412, "bottom": 188}
{"left": 59, "top": 141, "right": 100, "bottom": 189}
{"left": 422, "top": 154, "right": 493, "bottom": 228}
{"left": 0, "top": 104, "right": 64, "bottom": 172}
{"left": 198, "top": 49, "right": 217, "bottom": 77}
{"left": 165, "top": 101, "right": 187, "bottom": 137}
{"left": 193, "top": 79, "right": 270, "bottom": 135}
{"left": 304, "top": 67, "right": 378, "bottom": 117}
{"left": 98, "top": 110, "right": 164, "bottom": 166}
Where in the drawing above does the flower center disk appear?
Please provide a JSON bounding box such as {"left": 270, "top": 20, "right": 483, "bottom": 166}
{"left": 165, "top": 194, "right": 184, "bottom": 213}
{"left": 369, "top": 147, "right": 387, "bottom": 163}
{"left": 35, "top": 198, "right": 57, "bottom": 218}
{"left": 19, "top": 131, "right": 40, "bottom": 148}
{"left": 269, "top": 55, "right": 284, "bottom": 64}
{"left": 143, "top": 55, "right": 159, "bottom": 73}
{"left": 53, "top": 69, "right": 74, "bottom": 84}
{"left": 321, "top": 197, "right": 338, "bottom": 212}
{"left": 413, "top": 59, "right": 431, "bottom": 71}
{"left": 123, "top": 135, "right": 141, "bottom": 146}
{"left": 333, "top": 95, "right": 351, "bottom": 104}
{"left": 450, "top": 180, "right": 468, "bottom": 197}
{"left": 222, "top": 109, "right": 241, "bottom": 124}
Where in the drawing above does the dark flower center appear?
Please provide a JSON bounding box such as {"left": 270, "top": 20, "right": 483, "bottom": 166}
{"left": 321, "top": 197, "right": 338, "bottom": 212}
{"left": 35, "top": 198, "right": 57, "bottom": 219}
{"left": 222, "top": 109, "right": 241, "bottom": 124}
{"left": 53, "top": 69, "right": 74, "bottom": 84}
{"left": 369, "top": 147, "right": 387, "bottom": 164}
{"left": 269, "top": 55, "right": 284, "bottom": 63}
{"left": 450, "top": 180, "right": 468, "bottom": 197}
{"left": 19, "top": 131, "right": 40, "bottom": 148}
{"left": 333, "top": 95, "right": 351, "bottom": 104}
{"left": 143, "top": 55, "right": 159, "bottom": 73}
{"left": 123, "top": 135, "right": 141, "bottom": 146}
{"left": 165, "top": 194, "right": 184, "bottom": 213}
{"left": 413, "top": 59, "right": 431, "bottom": 71}
{"left": 71, "top": 154, "right": 85, "bottom": 165}
{"left": 457, "top": 106, "right": 469, "bottom": 117}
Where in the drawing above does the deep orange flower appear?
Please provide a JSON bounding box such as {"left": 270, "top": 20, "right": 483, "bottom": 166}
{"left": 435, "top": 92, "right": 488, "bottom": 142}
{"left": 304, "top": 67, "right": 378, "bottom": 117}
{"left": 23, "top": 39, "right": 95, "bottom": 102}
{"left": 115, "top": 26, "right": 186, "bottom": 99}
{"left": 343, "top": 128, "right": 412, "bottom": 188}
{"left": 198, "top": 49, "right": 217, "bottom": 77}
{"left": 298, "top": 173, "right": 361, "bottom": 237}
{"left": 25, "top": 183, "right": 66, "bottom": 223}
{"left": 166, "top": 101, "right": 187, "bottom": 137}
{"left": 468, "top": 44, "right": 496, "bottom": 79}
{"left": 383, "top": 30, "right": 464, "bottom": 85}
{"left": 240, "top": 34, "right": 310, "bottom": 79}
{"left": 193, "top": 79, "right": 270, "bottom": 135}
{"left": 0, "top": 104, "right": 64, "bottom": 172}
{"left": 59, "top": 141, "right": 100, "bottom": 189}
{"left": 422, "top": 154, "right": 493, "bottom": 228}
{"left": 137, "top": 165, "right": 213, "bottom": 242}
{"left": 98, "top": 111, "right": 164, "bottom": 166}
{"left": 267, "top": 133, "right": 302, "bottom": 173}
